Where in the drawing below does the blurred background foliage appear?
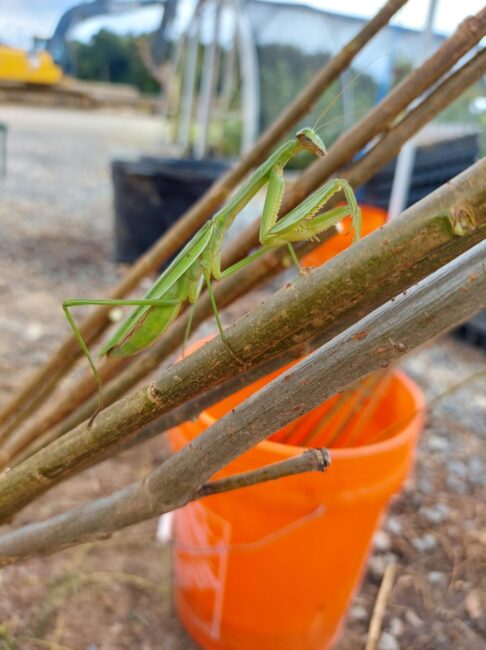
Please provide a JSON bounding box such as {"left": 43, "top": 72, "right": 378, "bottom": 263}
{"left": 67, "top": 29, "right": 486, "bottom": 158}
{"left": 69, "top": 29, "right": 159, "bottom": 94}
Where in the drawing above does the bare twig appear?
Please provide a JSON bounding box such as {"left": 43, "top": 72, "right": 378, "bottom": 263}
{"left": 365, "top": 563, "right": 398, "bottom": 650}
{"left": 0, "top": 241, "right": 484, "bottom": 562}
{"left": 197, "top": 448, "right": 330, "bottom": 497}
{"left": 0, "top": 0, "right": 409, "bottom": 432}
{"left": 16, "top": 343, "right": 307, "bottom": 464}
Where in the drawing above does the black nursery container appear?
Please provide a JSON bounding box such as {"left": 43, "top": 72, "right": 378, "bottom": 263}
{"left": 358, "top": 131, "right": 479, "bottom": 210}
{"left": 454, "top": 311, "right": 486, "bottom": 351}
{"left": 111, "top": 157, "right": 231, "bottom": 264}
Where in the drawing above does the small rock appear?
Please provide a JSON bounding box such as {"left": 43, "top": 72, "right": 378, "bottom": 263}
{"left": 350, "top": 604, "right": 368, "bottom": 621}
{"left": 25, "top": 321, "right": 44, "bottom": 341}
{"left": 368, "top": 554, "right": 398, "bottom": 578}
{"left": 465, "top": 590, "right": 482, "bottom": 620}
{"left": 427, "top": 435, "right": 450, "bottom": 452}
{"left": 448, "top": 459, "right": 467, "bottom": 477}
{"left": 412, "top": 533, "right": 437, "bottom": 552}
{"left": 108, "top": 307, "right": 123, "bottom": 323}
{"left": 402, "top": 477, "right": 415, "bottom": 493}
{"left": 404, "top": 608, "right": 423, "bottom": 627}
{"left": 446, "top": 475, "right": 467, "bottom": 494}
{"left": 389, "top": 617, "right": 404, "bottom": 636}
{"left": 417, "top": 478, "right": 433, "bottom": 494}
{"left": 369, "top": 555, "right": 387, "bottom": 577}
{"left": 419, "top": 503, "right": 449, "bottom": 524}
{"left": 386, "top": 516, "right": 403, "bottom": 535}
{"left": 374, "top": 530, "right": 391, "bottom": 551}
{"left": 428, "top": 571, "right": 446, "bottom": 585}
{"left": 378, "top": 631, "right": 400, "bottom": 650}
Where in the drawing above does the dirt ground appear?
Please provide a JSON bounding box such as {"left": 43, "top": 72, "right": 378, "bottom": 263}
{"left": 0, "top": 106, "right": 485, "bottom": 650}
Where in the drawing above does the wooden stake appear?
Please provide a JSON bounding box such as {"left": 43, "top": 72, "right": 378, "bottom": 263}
{"left": 365, "top": 563, "right": 397, "bottom": 650}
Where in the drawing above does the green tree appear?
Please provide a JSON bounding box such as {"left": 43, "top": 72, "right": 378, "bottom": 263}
{"left": 70, "top": 30, "right": 159, "bottom": 94}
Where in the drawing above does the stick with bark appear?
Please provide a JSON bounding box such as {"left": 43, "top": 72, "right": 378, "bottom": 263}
{"left": 0, "top": 240, "right": 484, "bottom": 565}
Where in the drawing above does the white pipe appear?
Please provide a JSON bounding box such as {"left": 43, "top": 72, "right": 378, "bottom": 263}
{"left": 388, "top": 0, "right": 439, "bottom": 219}
{"left": 194, "top": 0, "right": 223, "bottom": 159}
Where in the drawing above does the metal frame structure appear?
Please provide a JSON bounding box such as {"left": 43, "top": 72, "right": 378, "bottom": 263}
{"left": 168, "top": 0, "right": 260, "bottom": 159}
{"left": 45, "top": 0, "right": 166, "bottom": 71}
{"left": 45, "top": 0, "right": 450, "bottom": 163}
{"left": 166, "top": 0, "right": 450, "bottom": 158}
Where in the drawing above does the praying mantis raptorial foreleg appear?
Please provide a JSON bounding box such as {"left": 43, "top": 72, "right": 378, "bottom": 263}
{"left": 63, "top": 128, "right": 362, "bottom": 418}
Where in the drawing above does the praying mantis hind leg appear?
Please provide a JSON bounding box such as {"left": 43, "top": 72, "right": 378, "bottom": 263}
{"left": 203, "top": 273, "right": 247, "bottom": 367}
{"left": 63, "top": 297, "right": 180, "bottom": 425}
{"left": 182, "top": 303, "right": 196, "bottom": 359}
{"left": 63, "top": 302, "right": 105, "bottom": 423}
{"left": 286, "top": 242, "right": 304, "bottom": 274}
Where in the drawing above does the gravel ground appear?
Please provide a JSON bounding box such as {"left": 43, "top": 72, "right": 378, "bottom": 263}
{"left": 0, "top": 106, "right": 485, "bottom": 650}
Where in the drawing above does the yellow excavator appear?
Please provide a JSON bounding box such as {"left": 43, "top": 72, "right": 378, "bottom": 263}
{"left": 0, "top": 46, "right": 62, "bottom": 86}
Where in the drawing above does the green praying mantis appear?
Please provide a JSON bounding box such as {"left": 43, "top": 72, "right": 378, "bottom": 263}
{"left": 63, "top": 127, "right": 362, "bottom": 412}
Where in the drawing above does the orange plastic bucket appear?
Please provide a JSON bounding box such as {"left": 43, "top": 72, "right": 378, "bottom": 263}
{"left": 301, "top": 204, "right": 387, "bottom": 268}
{"left": 169, "top": 364, "right": 424, "bottom": 649}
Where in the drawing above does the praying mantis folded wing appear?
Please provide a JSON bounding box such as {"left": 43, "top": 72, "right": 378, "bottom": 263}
{"left": 100, "top": 220, "right": 214, "bottom": 357}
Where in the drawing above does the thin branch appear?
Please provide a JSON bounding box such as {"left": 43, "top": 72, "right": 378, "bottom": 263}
{"left": 0, "top": 159, "right": 484, "bottom": 512}
{"left": 17, "top": 343, "right": 308, "bottom": 464}
{"left": 0, "top": 241, "right": 484, "bottom": 563}
{"left": 197, "top": 448, "right": 330, "bottom": 498}
{"left": 0, "top": 450, "right": 329, "bottom": 567}
{"left": 0, "top": 0, "right": 408, "bottom": 432}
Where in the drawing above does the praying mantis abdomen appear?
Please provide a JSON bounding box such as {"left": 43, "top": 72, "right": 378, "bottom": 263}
{"left": 105, "top": 283, "right": 184, "bottom": 358}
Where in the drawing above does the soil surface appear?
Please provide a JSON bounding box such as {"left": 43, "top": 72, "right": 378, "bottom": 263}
{"left": 0, "top": 106, "right": 485, "bottom": 650}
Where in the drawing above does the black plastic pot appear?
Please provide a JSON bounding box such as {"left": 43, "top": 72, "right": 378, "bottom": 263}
{"left": 453, "top": 311, "right": 486, "bottom": 351}
{"left": 358, "top": 133, "right": 479, "bottom": 210}
{"left": 111, "top": 157, "right": 231, "bottom": 264}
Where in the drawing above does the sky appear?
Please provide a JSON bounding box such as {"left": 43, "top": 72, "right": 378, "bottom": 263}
{"left": 0, "top": 0, "right": 485, "bottom": 48}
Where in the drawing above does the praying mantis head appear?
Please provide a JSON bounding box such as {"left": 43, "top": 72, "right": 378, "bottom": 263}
{"left": 296, "top": 127, "right": 327, "bottom": 157}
